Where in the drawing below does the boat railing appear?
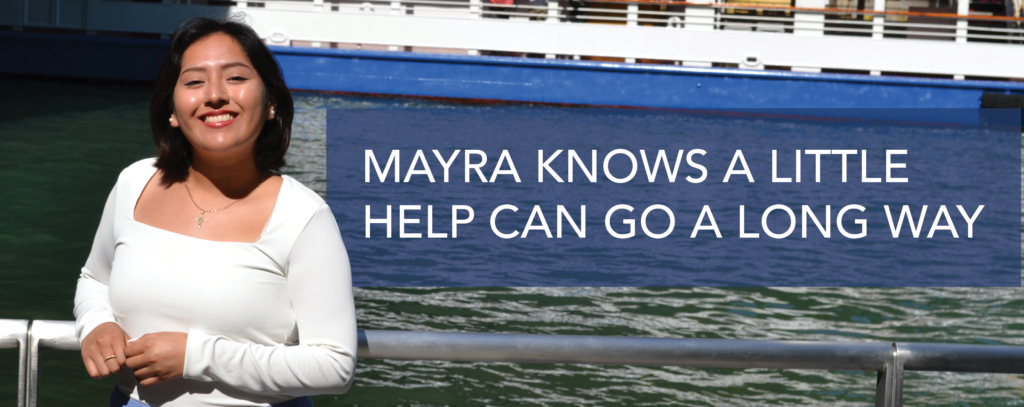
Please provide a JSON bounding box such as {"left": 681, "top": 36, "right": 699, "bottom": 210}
{"left": 255, "top": 0, "right": 1024, "bottom": 43}
{"left": 2, "top": 0, "right": 1022, "bottom": 81}
{"left": 4, "top": 319, "right": 1024, "bottom": 407}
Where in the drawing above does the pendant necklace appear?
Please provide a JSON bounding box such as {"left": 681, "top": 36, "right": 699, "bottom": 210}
{"left": 184, "top": 172, "right": 265, "bottom": 228}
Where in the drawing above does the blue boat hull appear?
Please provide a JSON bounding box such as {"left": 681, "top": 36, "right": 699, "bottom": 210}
{"left": 3, "top": 31, "right": 1021, "bottom": 111}
{"left": 275, "top": 46, "right": 1024, "bottom": 110}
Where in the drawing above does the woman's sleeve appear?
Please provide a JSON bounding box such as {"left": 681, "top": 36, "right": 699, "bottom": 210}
{"left": 182, "top": 205, "right": 358, "bottom": 396}
{"left": 73, "top": 185, "right": 119, "bottom": 342}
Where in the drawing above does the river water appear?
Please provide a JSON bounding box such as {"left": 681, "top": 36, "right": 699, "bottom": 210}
{"left": 0, "top": 79, "right": 1021, "bottom": 406}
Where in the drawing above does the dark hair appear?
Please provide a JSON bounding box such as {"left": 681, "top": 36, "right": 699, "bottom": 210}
{"left": 150, "top": 16, "right": 293, "bottom": 185}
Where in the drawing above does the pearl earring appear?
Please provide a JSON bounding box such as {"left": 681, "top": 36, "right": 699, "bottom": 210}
{"left": 270, "top": 109, "right": 276, "bottom": 115}
{"left": 169, "top": 117, "right": 173, "bottom": 123}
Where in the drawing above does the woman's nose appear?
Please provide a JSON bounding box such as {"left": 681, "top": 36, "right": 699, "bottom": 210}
{"left": 204, "top": 81, "right": 228, "bottom": 107}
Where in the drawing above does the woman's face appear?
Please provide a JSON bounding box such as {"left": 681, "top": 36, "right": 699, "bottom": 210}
{"left": 170, "top": 33, "right": 273, "bottom": 158}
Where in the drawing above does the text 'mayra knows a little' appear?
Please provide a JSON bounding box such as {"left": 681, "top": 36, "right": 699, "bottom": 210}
{"left": 360, "top": 149, "right": 985, "bottom": 240}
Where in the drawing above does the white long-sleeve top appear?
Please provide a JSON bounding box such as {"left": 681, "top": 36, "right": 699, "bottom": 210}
{"left": 73, "top": 158, "right": 357, "bottom": 406}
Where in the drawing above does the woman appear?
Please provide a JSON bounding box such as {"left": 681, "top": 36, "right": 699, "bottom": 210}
{"left": 72, "top": 17, "right": 357, "bottom": 407}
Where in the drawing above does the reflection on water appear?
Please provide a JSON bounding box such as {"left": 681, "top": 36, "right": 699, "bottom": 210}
{"left": 0, "top": 80, "right": 1021, "bottom": 406}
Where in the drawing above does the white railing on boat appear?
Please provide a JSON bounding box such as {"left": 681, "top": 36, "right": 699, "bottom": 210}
{"left": 1, "top": 0, "right": 1023, "bottom": 81}
{"left": 4, "top": 319, "right": 1024, "bottom": 407}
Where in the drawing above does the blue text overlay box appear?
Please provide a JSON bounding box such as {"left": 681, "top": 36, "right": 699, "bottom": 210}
{"left": 326, "top": 108, "right": 1021, "bottom": 287}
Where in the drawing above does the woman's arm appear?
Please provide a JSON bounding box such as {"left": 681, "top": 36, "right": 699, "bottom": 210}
{"left": 180, "top": 205, "right": 358, "bottom": 396}
{"left": 74, "top": 185, "right": 132, "bottom": 378}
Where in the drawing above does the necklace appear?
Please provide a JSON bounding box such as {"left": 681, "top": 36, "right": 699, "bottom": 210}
{"left": 184, "top": 173, "right": 266, "bottom": 228}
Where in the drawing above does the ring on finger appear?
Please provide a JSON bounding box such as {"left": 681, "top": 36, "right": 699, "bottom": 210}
{"left": 104, "top": 354, "right": 117, "bottom": 361}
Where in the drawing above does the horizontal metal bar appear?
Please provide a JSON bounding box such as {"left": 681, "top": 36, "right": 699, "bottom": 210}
{"left": 0, "top": 319, "right": 28, "bottom": 349}
{"left": 358, "top": 330, "right": 893, "bottom": 370}
{"left": 15, "top": 321, "right": 896, "bottom": 371}
{"left": 729, "top": 14, "right": 1024, "bottom": 35}
{"left": 19, "top": 320, "right": 1024, "bottom": 374}
{"left": 31, "top": 320, "right": 79, "bottom": 351}
{"left": 357, "top": 331, "right": 1024, "bottom": 374}
{"left": 821, "top": 19, "right": 1024, "bottom": 35}
{"left": 568, "top": 10, "right": 1023, "bottom": 40}
{"left": 898, "top": 342, "right": 1024, "bottom": 374}
{"left": 571, "top": 15, "right": 1021, "bottom": 42}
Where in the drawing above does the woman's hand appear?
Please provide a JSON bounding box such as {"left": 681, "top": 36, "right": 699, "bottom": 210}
{"left": 81, "top": 322, "right": 131, "bottom": 379}
{"left": 124, "top": 332, "right": 188, "bottom": 386}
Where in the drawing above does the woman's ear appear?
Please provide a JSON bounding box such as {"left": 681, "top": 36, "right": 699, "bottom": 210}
{"left": 170, "top": 113, "right": 179, "bottom": 128}
{"left": 267, "top": 104, "right": 276, "bottom": 121}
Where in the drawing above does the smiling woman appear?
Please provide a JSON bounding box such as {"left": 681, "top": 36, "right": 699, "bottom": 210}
{"left": 72, "top": 17, "right": 357, "bottom": 407}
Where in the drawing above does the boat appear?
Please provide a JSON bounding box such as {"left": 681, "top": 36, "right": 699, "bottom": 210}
{"left": 2, "top": 0, "right": 1023, "bottom": 109}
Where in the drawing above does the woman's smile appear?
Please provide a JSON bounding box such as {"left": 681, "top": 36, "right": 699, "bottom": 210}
{"left": 199, "top": 109, "right": 238, "bottom": 128}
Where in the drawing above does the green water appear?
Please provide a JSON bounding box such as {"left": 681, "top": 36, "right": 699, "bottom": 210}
{"left": 1, "top": 79, "right": 1022, "bottom": 406}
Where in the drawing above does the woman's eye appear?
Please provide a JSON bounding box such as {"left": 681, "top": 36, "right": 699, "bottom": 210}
{"left": 229, "top": 76, "right": 248, "bottom": 82}
{"left": 184, "top": 80, "right": 203, "bottom": 86}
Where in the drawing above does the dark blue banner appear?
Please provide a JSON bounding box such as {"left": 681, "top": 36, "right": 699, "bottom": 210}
{"left": 326, "top": 108, "right": 1021, "bottom": 287}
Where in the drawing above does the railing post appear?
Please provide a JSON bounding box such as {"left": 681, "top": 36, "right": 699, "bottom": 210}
{"left": 26, "top": 321, "right": 37, "bottom": 407}
{"left": 791, "top": 0, "right": 824, "bottom": 72}
{"left": 468, "top": 0, "right": 482, "bottom": 55}
{"left": 893, "top": 347, "right": 905, "bottom": 407}
{"left": 389, "top": 0, "right": 403, "bottom": 51}
{"left": 955, "top": 0, "right": 968, "bottom": 43}
{"left": 26, "top": 320, "right": 79, "bottom": 407}
{"left": 625, "top": 1, "right": 639, "bottom": 62}
{"left": 871, "top": 0, "right": 885, "bottom": 39}
{"left": 874, "top": 368, "right": 890, "bottom": 407}
{"left": 618, "top": 1, "right": 634, "bottom": 61}
{"left": 0, "top": 319, "right": 29, "bottom": 407}
{"left": 873, "top": 343, "right": 897, "bottom": 407}
{"left": 868, "top": 0, "right": 886, "bottom": 74}
{"left": 684, "top": 0, "right": 716, "bottom": 31}
{"left": 794, "top": 0, "right": 825, "bottom": 37}
{"left": 470, "top": 0, "right": 482, "bottom": 18}
{"left": 546, "top": 0, "right": 559, "bottom": 23}
{"left": 883, "top": 343, "right": 909, "bottom": 407}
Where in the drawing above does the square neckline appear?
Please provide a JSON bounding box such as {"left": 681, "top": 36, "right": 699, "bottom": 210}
{"left": 130, "top": 163, "right": 287, "bottom": 244}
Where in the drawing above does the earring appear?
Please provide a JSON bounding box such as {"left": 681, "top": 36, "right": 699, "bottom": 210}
{"left": 169, "top": 117, "right": 173, "bottom": 123}
{"left": 270, "top": 109, "right": 276, "bottom": 115}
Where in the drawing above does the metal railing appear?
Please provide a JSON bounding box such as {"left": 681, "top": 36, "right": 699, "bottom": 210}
{"left": 316, "top": 0, "right": 1024, "bottom": 41}
{"left": 4, "top": 319, "right": 1024, "bottom": 407}
{"left": 258, "top": 0, "right": 1024, "bottom": 43}
{"left": 237, "top": 0, "right": 1024, "bottom": 45}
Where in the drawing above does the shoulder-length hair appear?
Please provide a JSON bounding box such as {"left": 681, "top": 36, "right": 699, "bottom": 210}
{"left": 150, "top": 16, "right": 293, "bottom": 185}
